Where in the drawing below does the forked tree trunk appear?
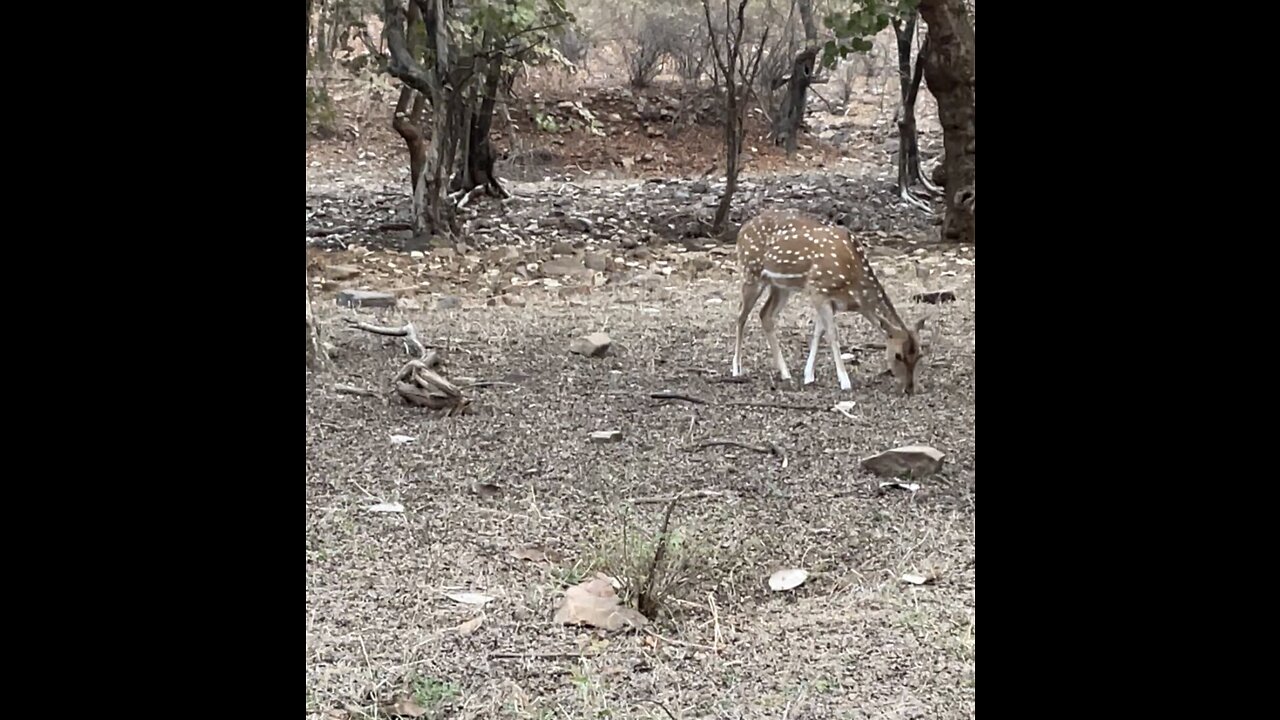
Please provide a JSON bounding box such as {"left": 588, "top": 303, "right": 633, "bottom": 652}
{"left": 918, "top": 0, "right": 975, "bottom": 243}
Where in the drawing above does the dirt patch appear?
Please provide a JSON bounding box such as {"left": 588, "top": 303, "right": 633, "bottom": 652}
{"left": 306, "top": 251, "right": 975, "bottom": 718}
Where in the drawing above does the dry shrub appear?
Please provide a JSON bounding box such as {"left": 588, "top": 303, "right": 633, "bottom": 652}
{"left": 588, "top": 500, "right": 713, "bottom": 620}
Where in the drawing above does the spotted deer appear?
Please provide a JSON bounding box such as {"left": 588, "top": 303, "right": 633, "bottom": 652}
{"left": 731, "top": 209, "right": 926, "bottom": 394}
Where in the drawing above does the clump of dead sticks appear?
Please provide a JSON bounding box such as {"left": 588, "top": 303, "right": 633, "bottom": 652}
{"left": 340, "top": 317, "right": 471, "bottom": 416}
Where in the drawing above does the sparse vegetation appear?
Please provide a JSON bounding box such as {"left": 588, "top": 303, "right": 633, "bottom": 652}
{"left": 588, "top": 500, "right": 713, "bottom": 621}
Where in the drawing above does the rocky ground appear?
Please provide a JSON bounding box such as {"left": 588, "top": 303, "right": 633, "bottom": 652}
{"left": 306, "top": 81, "right": 974, "bottom": 720}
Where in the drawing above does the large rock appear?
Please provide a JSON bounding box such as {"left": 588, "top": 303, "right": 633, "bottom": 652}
{"left": 569, "top": 332, "right": 612, "bottom": 357}
{"left": 860, "top": 445, "right": 945, "bottom": 478}
{"left": 337, "top": 290, "right": 396, "bottom": 308}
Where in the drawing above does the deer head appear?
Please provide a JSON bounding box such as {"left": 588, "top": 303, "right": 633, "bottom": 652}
{"left": 884, "top": 317, "right": 927, "bottom": 395}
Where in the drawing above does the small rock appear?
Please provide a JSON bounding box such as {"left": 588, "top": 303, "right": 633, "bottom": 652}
{"left": 685, "top": 254, "right": 714, "bottom": 272}
{"left": 489, "top": 246, "right": 521, "bottom": 264}
{"left": 327, "top": 264, "right": 361, "bottom": 280}
{"left": 432, "top": 247, "right": 457, "bottom": 261}
{"left": 397, "top": 296, "right": 422, "bottom": 310}
{"left": 550, "top": 240, "right": 577, "bottom": 256}
{"left": 437, "top": 295, "right": 462, "bottom": 310}
{"left": 912, "top": 289, "right": 957, "bottom": 304}
{"left": 569, "top": 332, "right": 612, "bottom": 357}
{"left": 589, "top": 430, "right": 623, "bottom": 443}
{"left": 540, "top": 258, "right": 589, "bottom": 277}
{"left": 691, "top": 180, "right": 709, "bottom": 193}
{"left": 409, "top": 250, "right": 425, "bottom": 260}
{"left": 627, "top": 247, "right": 652, "bottom": 261}
{"left": 584, "top": 252, "right": 610, "bottom": 271}
{"left": 565, "top": 217, "right": 594, "bottom": 233}
{"left": 337, "top": 290, "right": 396, "bottom": 308}
{"left": 626, "top": 273, "right": 664, "bottom": 287}
{"left": 860, "top": 445, "right": 945, "bottom": 478}
{"left": 607, "top": 112, "right": 623, "bottom": 122}
{"left": 501, "top": 294, "right": 527, "bottom": 307}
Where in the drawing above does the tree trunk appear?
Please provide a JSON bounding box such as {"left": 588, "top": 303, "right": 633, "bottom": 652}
{"left": 306, "top": 268, "right": 325, "bottom": 370}
{"left": 714, "top": 92, "right": 739, "bottom": 233}
{"left": 393, "top": 87, "right": 429, "bottom": 232}
{"left": 771, "top": 0, "right": 817, "bottom": 155}
{"left": 390, "top": 1, "right": 430, "bottom": 233}
{"left": 918, "top": 0, "right": 975, "bottom": 243}
{"left": 450, "top": 54, "right": 505, "bottom": 199}
{"left": 772, "top": 47, "right": 817, "bottom": 155}
{"left": 894, "top": 15, "right": 929, "bottom": 191}
{"left": 705, "top": 0, "right": 767, "bottom": 236}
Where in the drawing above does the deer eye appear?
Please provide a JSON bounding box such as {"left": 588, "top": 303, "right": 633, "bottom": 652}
{"left": 894, "top": 352, "right": 904, "bottom": 362}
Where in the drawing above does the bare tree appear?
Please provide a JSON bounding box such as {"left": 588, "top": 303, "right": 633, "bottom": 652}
{"left": 703, "top": 0, "right": 769, "bottom": 235}
{"left": 918, "top": 0, "right": 975, "bottom": 243}
{"left": 383, "top": 0, "right": 568, "bottom": 241}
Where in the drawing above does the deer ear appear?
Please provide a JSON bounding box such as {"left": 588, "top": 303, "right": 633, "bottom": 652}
{"left": 915, "top": 317, "right": 926, "bottom": 332}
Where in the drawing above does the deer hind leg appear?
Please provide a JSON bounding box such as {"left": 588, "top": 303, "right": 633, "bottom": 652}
{"left": 732, "top": 280, "right": 765, "bottom": 377}
{"left": 803, "top": 304, "right": 825, "bottom": 385}
{"left": 760, "top": 286, "right": 794, "bottom": 381}
{"left": 817, "top": 300, "right": 852, "bottom": 391}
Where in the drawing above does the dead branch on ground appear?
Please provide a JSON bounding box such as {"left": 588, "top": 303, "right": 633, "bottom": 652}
{"left": 334, "top": 383, "right": 380, "bottom": 398}
{"left": 395, "top": 359, "right": 471, "bottom": 416}
{"left": 346, "top": 318, "right": 430, "bottom": 358}
{"left": 650, "top": 392, "right": 709, "bottom": 405}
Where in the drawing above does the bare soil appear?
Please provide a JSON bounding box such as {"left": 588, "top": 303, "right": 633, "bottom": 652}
{"left": 307, "top": 80, "right": 973, "bottom": 720}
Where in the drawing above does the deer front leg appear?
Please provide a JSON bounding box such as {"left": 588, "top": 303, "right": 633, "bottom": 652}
{"left": 817, "top": 301, "right": 852, "bottom": 391}
{"left": 760, "top": 287, "right": 794, "bottom": 382}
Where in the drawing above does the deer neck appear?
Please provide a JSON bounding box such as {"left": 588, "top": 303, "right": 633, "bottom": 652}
{"left": 857, "top": 272, "right": 908, "bottom": 340}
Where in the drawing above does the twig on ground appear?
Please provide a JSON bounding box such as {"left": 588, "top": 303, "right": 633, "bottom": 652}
{"left": 650, "top": 391, "right": 709, "bottom": 405}
{"left": 334, "top": 383, "right": 379, "bottom": 398}
{"left": 458, "top": 380, "right": 521, "bottom": 389}
{"left": 628, "top": 489, "right": 728, "bottom": 505}
{"left": 345, "top": 319, "right": 430, "bottom": 359}
{"left": 724, "top": 400, "right": 827, "bottom": 412}
{"left": 488, "top": 651, "right": 586, "bottom": 660}
{"left": 690, "top": 439, "right": 788, "bottom": 468}
{"left": 648, "top": 700, "right": 679, "bottom": 720}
